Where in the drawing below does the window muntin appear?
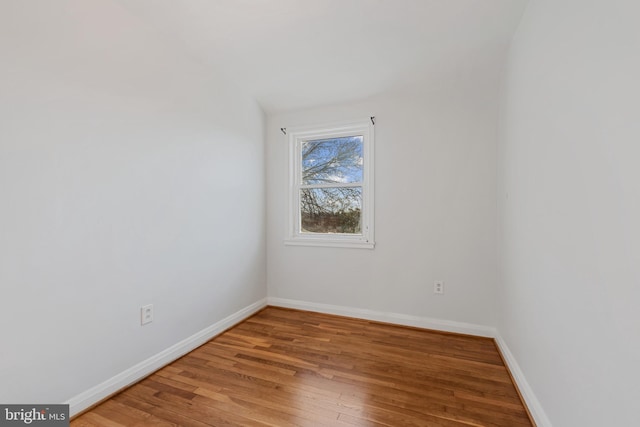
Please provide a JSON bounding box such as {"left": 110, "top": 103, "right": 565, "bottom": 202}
{"left": 286, "top": 119, "right": 374, "bottom": 248}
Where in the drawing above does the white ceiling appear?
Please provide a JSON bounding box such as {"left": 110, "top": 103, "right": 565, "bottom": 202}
{"left": 120, "top": 0, "right": 528, "bottom": 113}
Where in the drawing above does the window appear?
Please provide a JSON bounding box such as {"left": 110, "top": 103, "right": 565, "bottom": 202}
{"left": 286, "top": 119, "right": 374, "bottom": 248}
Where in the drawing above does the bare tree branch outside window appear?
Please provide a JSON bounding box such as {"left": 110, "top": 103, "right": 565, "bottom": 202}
{"left": 300, "top": 136, "right": 363, "bottom": 234}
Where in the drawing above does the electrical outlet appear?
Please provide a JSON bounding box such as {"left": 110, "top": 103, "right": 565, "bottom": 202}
{"left": 141, "top": 304, "right": 153, "bottom": 325}
{"left": 434, "top": 281, "right": 444, "bottom": 295}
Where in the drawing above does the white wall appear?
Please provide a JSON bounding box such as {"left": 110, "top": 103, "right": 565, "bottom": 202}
{"left": 498, "top": 0, "right": 640, "bottom": 425}
{"left": 267, "top": 86, "right": 500, "bottom": 327}
{"left": 0, "top": 1, "right": 266, "bottom": 404}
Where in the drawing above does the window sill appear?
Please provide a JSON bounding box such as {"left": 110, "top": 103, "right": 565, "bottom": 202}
{"left": 284, "top": 239, "right": 375, "bottom": 249}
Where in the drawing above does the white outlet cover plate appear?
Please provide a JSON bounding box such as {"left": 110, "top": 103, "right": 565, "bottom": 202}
{"left": 141, "top": 304, "right": 154, "bottom": 325}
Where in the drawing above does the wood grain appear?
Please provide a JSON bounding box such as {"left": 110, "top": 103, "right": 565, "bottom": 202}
{"left": 72, "top": 307, "right": 533, "bottom": 426}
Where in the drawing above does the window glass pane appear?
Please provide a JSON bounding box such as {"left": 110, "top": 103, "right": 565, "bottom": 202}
{"left": 300, "top": 187, "right": 362, "bottom": 234}
{"left": 302, "top": 136, "right": 363, "bottom": 184}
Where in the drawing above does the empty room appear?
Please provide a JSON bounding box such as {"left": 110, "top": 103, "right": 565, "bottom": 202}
{"left": 1, "top": 1, "right": 638, "bottom": 426}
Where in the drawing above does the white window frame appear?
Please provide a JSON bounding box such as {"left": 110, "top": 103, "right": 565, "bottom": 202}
{"left": 285, "top": 118, "right": 375, "bottom": 249}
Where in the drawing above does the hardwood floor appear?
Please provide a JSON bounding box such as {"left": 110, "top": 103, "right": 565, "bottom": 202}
{"left": 72, "top": 307, "right": 533, "bottom": 426}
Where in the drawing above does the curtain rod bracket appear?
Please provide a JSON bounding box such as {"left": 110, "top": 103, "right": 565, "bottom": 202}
{"left": 280, "top": 127, "right": 287, "bottom": 135}
{"left": 370, "top": 116, "right": 375, "bottom": 125}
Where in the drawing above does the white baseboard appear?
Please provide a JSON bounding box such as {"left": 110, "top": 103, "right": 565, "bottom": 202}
{"left": 66, "top": 296, "right": 551, "bottom": 426}
{"left": 66, "top": 298, "right": 267, "bottom": 417}
{"left": 494, "top": 335, "right": 552, "bottom": 427}
{"left": 267, "top": 297, "right": 551, "bottom": 426}
{"left": 267, "top": 297, "right": 496, "bottom": 337}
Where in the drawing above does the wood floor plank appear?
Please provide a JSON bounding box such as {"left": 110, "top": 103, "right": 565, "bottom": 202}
{"left": 72, "top": 307, "right": 533, "bottom": 426}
